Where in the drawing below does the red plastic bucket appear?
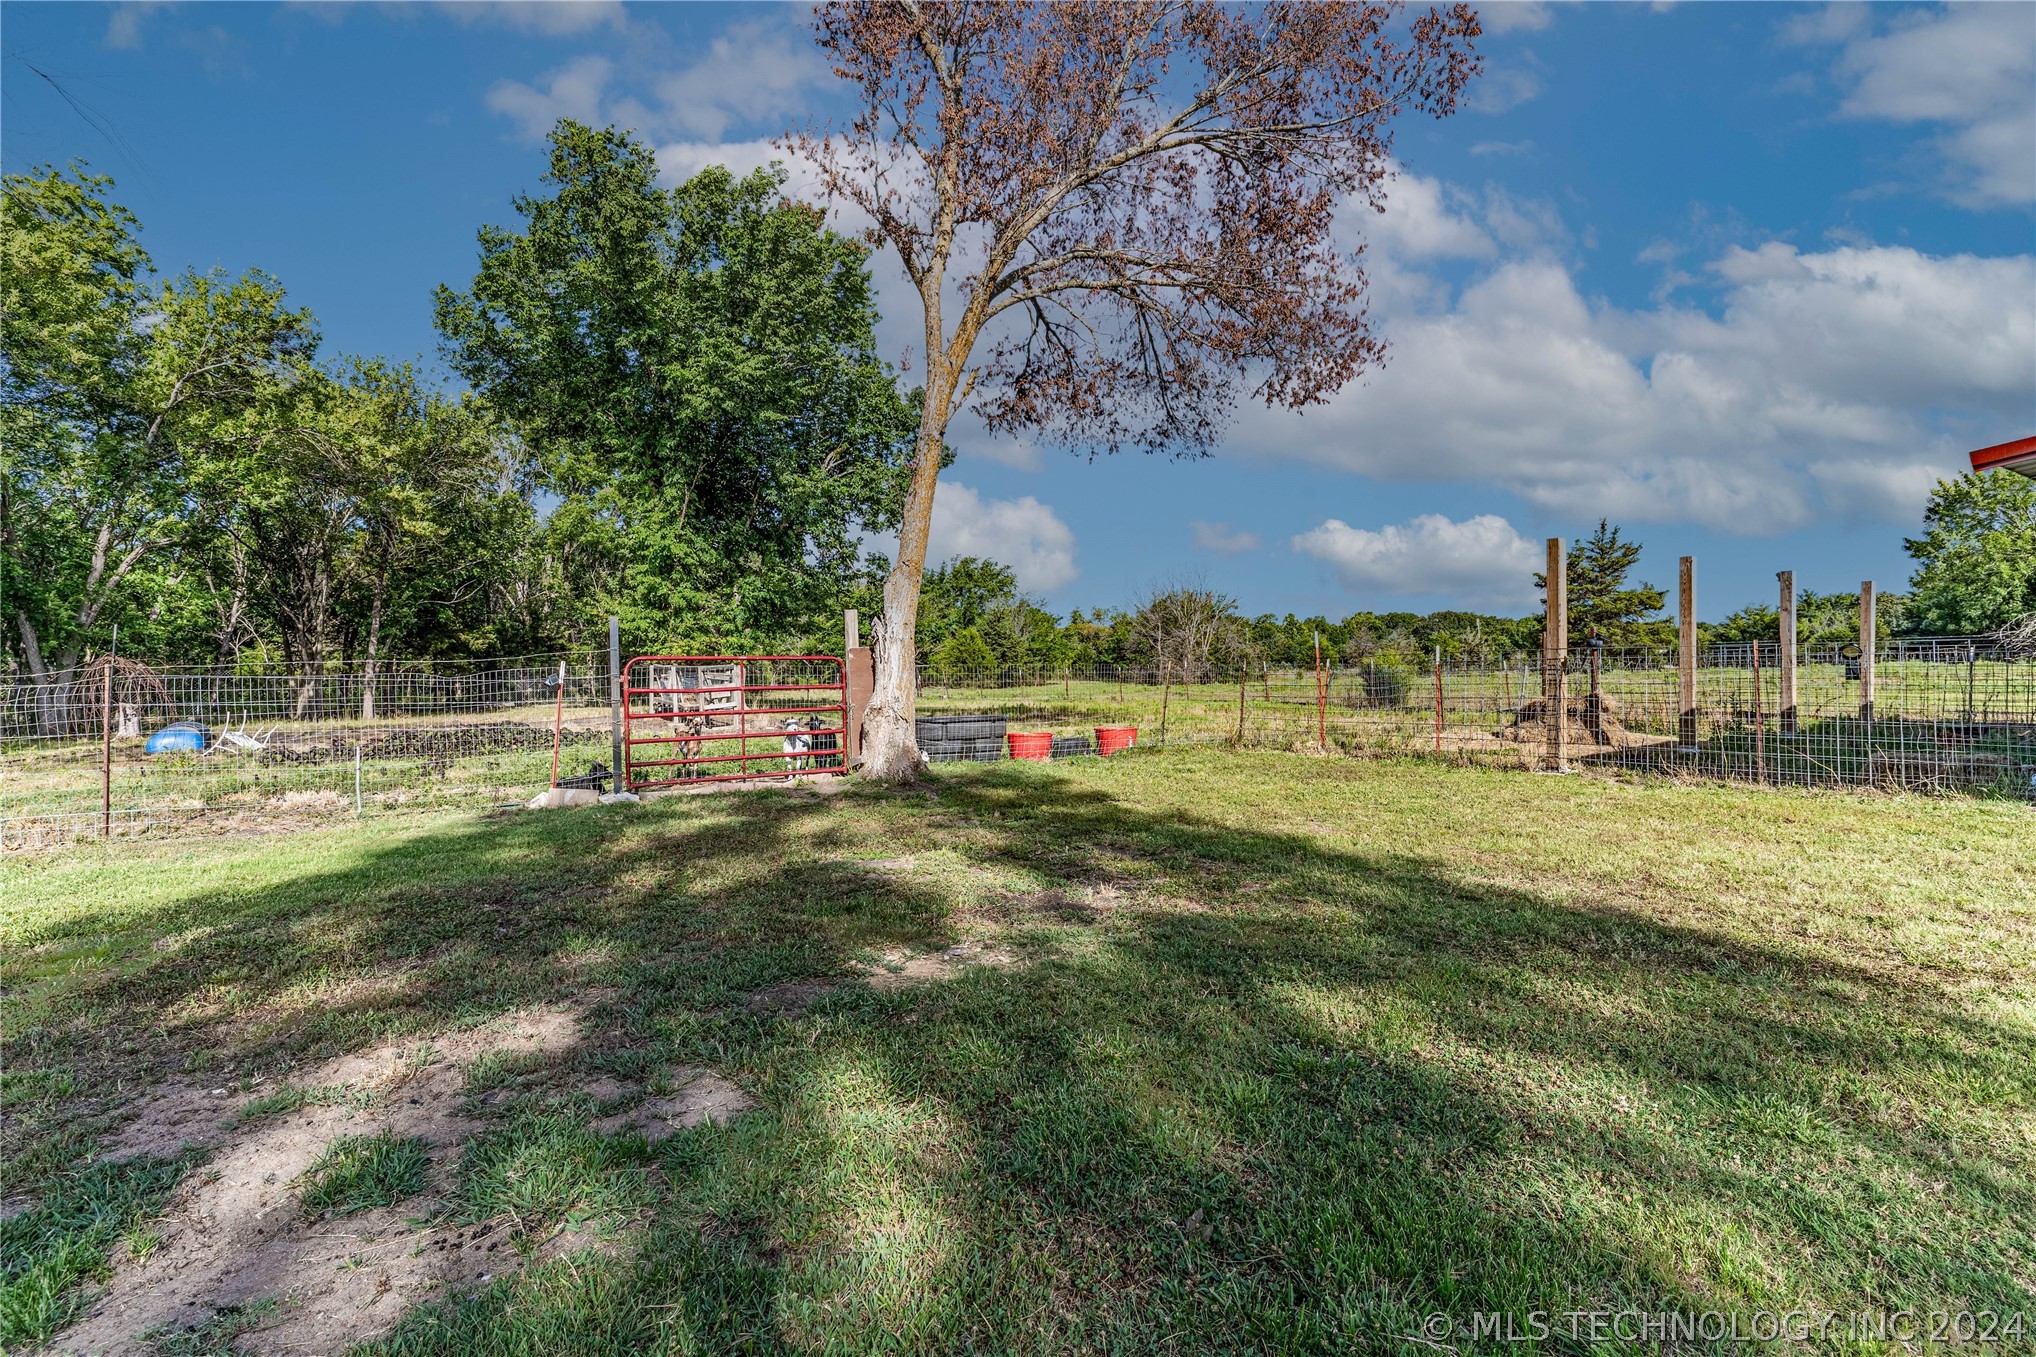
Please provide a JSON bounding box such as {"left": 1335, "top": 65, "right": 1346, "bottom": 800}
{"left": 1095, "top": 726, "right": 1137, "bottom": 757}
{"left": 1006, "top": 731, "right": 1054, "bottom": 761}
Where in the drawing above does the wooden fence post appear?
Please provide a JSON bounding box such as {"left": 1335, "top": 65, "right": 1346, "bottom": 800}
{"left": 1678, "top": 556, "right": 1698, "bottom": 749}
{"left": 549, "top": 660, "right": 567, "bottom": 790}
{"left": 1858, "top": 582, "right": 1876, "bottom": 723}
{"left": 1776, "top": 571, "right": 1797, "bottom": 736}
{"left": 608, "top": 616, "right": 624, "bottom": 787}
{"left": 844, "top": 608, "right": 872, "bottom": 767}
{"left": 1545, "top": 538, "right": 1567, "bottom": 771}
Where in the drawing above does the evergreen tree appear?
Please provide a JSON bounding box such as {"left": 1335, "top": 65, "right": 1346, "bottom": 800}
{"left": 1535, "top": 520, "right": 1672, "bottom": 648}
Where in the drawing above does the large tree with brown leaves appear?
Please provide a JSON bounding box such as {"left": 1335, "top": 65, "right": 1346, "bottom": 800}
{"left": 793, "top": 0, "right": 1481, "bottom": 780}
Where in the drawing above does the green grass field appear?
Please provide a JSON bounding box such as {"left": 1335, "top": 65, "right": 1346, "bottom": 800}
{"left": 3, "top": 751, "right": 2032, "bottom": 1353}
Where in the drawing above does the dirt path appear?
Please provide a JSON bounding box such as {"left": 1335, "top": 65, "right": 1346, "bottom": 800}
{"left": 52, "top": 1007, "right": 690, "bottom": 1357}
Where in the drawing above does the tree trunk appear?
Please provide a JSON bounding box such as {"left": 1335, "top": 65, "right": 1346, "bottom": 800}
{"left": 859, "top": 369, "right": 958, "bottom": 783}
{"left": 361, "top": 567, "right": 387, "bottom": 722}
{"left": 14, "top": 611, "right": 67, "bottom": 736}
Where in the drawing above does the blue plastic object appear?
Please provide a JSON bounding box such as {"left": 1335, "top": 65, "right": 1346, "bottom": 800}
{"left": 144, "top": 721, "right": 208, "bottom": 755}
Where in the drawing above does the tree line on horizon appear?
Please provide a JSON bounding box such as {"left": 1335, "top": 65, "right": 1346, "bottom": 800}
{"left": 6, "top": 139, "right": 2031, "bottom": 691}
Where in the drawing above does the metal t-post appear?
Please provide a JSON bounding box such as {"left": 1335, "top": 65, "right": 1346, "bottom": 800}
{"left": 1678, "top": 557, "right": 1698, "bottom": 750}
{"left": 100, "top": 630, "right": 115, "bottom": 838}
{"left": 1545, "top": 539, "right": 1567, "bottom": 772}
{"left": 1777, "top": 571, "right": 1798, "bottom": 736}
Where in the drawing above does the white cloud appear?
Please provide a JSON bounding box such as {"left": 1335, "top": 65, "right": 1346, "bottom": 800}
{"left": 433, "top": 1, "right": 624, "bottom": 36}
{"left": 962, "top": 436, "right": 1045, "bottom": 472}
{"left": 1806, "top": 458, "right": 1954, "bottom": 522}
{"left": 1789, "top": 2, "right": 2035, "bottom": 207}
{"left": 1364, "top": 174, "right": 1495, "bottom": 263}
{"left": 642, "top": 19, "right": 827, "bottom": 140}
{"left": 105, "top": 1, "right": 170, "bottom": 49}
{"left": 1467, "top": 63, "right": 1543, "bottom": 113}
{"left": 1232, "top": 215, "right": 2034, "bottom": 535}
{"left": 1190, "top": 521, "right": 1262, "bottom": 556}
{"left": 1477, "top": 3, "right": 1556, "bottom": 35}
{"left": 1292, "top": 514, "right": 1542, "bottom": 609}
{"left": 1468, "top": 139, "right": 1536, "bottom": 157}
{"left": 926, "top": 482, "right": 1079, "bottom": 592}
{"left": 484, "top": 13, "right": 821, "bottom": 146}
{"left": 485, "top": 55, "right": 611, "bottom": 142}
{"left": 653, "top": 138, "right": 834, "bottom": 201}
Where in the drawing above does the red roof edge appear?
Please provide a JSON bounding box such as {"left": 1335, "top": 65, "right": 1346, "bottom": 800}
{"left": 1970, "top": 435, "right": 2036, "bottom": 473}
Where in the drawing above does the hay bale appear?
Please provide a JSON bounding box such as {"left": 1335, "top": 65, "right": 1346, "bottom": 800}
{"left": 1505, "top": 693, "right": 1628, "bottom": 746}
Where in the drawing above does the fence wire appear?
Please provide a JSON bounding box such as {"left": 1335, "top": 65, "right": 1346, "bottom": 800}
{"left": 915, "top": 647, "right": 2036, "bottom": 799}
{"left": 2, "top": 653, "right": 612, "bottom": 846}
{"left": 6, "top": 643, "right": 2030, "bottom": 846}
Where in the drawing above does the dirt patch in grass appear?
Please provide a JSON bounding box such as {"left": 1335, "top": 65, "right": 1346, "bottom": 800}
{"left": 996, "top": 888, "right": 1102, "bottom": 924}
{"left": 744, "top": 979, "right": 837, "bottom": 1015}
{"left": 863, "top": 941, "right": 1019, "bottom": 990}
{"left": 99, "top": 1081, "right": 243, "bottom": 1163}
{"left": 54, "top": 1006, "right": 590, "bottom": 1356}
{"left": 589, "top": 1068, "right": 755, "bottom": 1142}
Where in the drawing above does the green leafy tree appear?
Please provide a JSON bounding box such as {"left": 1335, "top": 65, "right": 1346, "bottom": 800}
{"left": 2, "top": 165, "right": 317, "bottom": 694}
{"left": 1710, "top": 590, "right": 1905, "bottom": 648}
{"left": 917, "top": 556, "right": 1019, "bottom": 651}
{"left": 435, "top": 121, "right": 918, "bottom": 654}
{"left": 1905, "top": 470, "right": 2036, "bottom": 635}
{"left": 1535, "top": 520, "right": 1672, "bottom": 648}
{"left": 930, "top": 625, "right": 995, "bottom": 677}
{"left": 201, "top": 359, "right": 521, "bottom": 712}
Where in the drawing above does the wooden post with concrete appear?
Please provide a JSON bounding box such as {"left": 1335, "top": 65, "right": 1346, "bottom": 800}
{"left": 1776, "top": 571, "right": 1797, "bottom": 736}
{"left": 1858, "top": 583, "right": 1875, "bottom": 723}
{"left": 1544, "top": 537, "right": 1567, "bottom": 772}
{"left": 844, "top": 609, "right": 873, "bottom": 767}
{"left": 1678, "top": 556, "right": 1698, "bottom": 749}
{"left": 608, "top": 616, "right": 624, "bottom": 787}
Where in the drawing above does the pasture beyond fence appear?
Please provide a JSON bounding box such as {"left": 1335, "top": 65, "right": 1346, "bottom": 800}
{"left": 4, "top": 638, "right": 2031, "bottom": 845}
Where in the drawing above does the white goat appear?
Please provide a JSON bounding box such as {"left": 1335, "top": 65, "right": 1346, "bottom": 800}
{"left": 781, "top": 716, "right": 814, "bottom": 771}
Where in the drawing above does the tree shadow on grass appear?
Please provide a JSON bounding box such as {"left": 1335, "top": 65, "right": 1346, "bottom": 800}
{"left": 10, "top": 763, "right": 2034, "bottom": 1354}
{"left": 368, "top": 767, "right": 2036, "bottom": 1353}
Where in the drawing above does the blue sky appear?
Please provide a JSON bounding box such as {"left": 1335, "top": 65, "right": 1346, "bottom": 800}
{"left": 5, "top": 0, "right": 2032, "bottom": 622}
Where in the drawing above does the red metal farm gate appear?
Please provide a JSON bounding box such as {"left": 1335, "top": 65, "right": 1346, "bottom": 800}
{"left": 621, "top": 656, "right": 847, "bottom": 790}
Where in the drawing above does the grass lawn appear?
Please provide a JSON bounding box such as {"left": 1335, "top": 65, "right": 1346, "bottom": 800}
{"left": 3, "top": 750, "right": 2032, "bottom": 1354}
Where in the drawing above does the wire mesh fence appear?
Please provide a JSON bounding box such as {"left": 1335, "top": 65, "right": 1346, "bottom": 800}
{"left": 916, "top": 647, "right": 2036, "bottom": 798}
{"left": 1, "top": 653, "right": 613, "bottom": 846}
{"left": 6, "top": 641, "right": 2029, "bottom": 846}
